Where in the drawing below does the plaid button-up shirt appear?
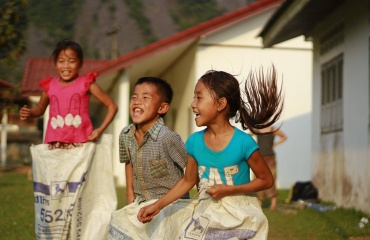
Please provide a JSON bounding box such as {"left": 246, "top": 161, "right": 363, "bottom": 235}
{"left": 119, "top": 118, "right": 189, "bottom": 202}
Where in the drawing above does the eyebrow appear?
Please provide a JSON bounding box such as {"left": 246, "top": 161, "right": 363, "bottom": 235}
{"left": 57, "top": 57, "right": 77, "bottom": 60}
{"left": 132, "top": 92, "right": 152, "bottom": 96}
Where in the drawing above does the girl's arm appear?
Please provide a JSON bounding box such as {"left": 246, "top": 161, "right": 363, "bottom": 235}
{"left": 205, "top": 150, "right": 273, "bottom": 200}
{"left": 19, "top": 91, "right": 49, "bottom": 120}
{"left": 137, "top": 156, "right": 198, "bottom": 223}
{"left": 125, "top": 162, "right": 135, "bottom": 205}
{"left": 273, "top": 129, "right": 287, "bottom": 148}
{"left": 88, "top": 82, "right": 118, "bottom": 141}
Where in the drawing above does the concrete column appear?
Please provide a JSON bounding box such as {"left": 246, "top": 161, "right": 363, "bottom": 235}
{"left": 112, "top": 71, "right": 130, "bottom": 186}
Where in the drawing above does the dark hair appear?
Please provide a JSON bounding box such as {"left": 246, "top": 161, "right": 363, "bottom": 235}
{"left": 135, "top": 77, "right": 173, "bottom": 117}
{"left": 50, "top": 40, "right": 84, "bottom": 66}
{"left": 199, "top": 66, "right": 284, "bottom": 134}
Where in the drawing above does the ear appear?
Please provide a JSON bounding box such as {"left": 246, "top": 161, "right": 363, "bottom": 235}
{"left": 217, "top": 97, "right": 227, "bottom": 112}
{"left": 158, "top": 102, "right": 169, "bottom": 115}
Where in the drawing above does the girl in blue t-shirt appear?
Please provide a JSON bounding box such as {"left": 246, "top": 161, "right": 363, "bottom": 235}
{"left": 137, "top": 67, "right": 283, "bottom": 239}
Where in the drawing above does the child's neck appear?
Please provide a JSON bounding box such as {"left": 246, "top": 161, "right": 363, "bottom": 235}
{"left": 204, "top": 124, "right": 234, "bottom": 152}
{"left": 206, "top": 122, "right": 234, "bottom": 136}
{"left": 59, "top": 75, "right": 78, "bottom": 85}
{"left": 134, "top": 120, "right": 157, "bottom": 146}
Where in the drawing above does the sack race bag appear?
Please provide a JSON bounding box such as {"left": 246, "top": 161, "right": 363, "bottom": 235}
{"left": 71, "top": 134, "right": 117, "bottom": 240}
{"left": 31, "top": 134, "right": 117, "bottom": 240}
{"left": 109, "top": 199, "right": 196, "bottom": 240}
{"left": 182, "top": 194, "right": 268, "bottom": 240}
{"left": 108, "top": 193, "right": 268, "bottom": 240}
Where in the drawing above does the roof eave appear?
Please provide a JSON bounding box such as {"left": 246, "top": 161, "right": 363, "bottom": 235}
{"left": 260, "top": 0, "right": 310, "bottom": 47}
{"left": 259, "top": 0, "right": 345, "bottom": 48}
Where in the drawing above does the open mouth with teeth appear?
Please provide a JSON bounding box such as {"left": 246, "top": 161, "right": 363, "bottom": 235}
{"left": 194, "top": 112, "right": 200, "bottom": 118}
{"left": 60, "top": 71, "right": 74, "bottom": 79}
{"left": 133, "top": 108, "right": 143, "bottom": 116}
{"left": 61, "top": 69, "right": 72, "bottom": 74}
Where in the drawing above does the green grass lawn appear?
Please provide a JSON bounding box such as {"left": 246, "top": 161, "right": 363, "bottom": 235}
{"left": 1, "top": 171, "right": 369, "bottom": 240}
{"left": 263, "top": 190, "right": 370, "bottom": 240}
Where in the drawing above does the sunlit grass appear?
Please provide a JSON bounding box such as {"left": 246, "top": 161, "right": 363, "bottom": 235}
{"left": 1, "top": 172, "right": 369, "bottom": 240}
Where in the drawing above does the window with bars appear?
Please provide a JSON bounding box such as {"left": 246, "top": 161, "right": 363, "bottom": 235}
{"left": 321, "top": 54, "right": 343, "bottom": 133}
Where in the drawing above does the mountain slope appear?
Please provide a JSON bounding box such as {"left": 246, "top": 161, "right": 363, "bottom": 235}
{"left": 5, "top": 0, "right": 256, "bottom": 84}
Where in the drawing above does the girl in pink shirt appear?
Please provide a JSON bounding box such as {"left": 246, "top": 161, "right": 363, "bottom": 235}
{"left": 20, "top": 40, "right": 118, "bottom": 149}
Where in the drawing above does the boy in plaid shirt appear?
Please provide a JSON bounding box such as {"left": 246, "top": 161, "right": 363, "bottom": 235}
{"left": 118, "top": 77, "right": 189, "bottom": 205}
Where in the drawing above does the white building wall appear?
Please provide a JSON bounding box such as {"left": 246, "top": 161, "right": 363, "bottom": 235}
{"left": 311, "top": 34, "right": 323, "bottom": 195}
{"left": 195, "top": 8, "right": 313, "bottom": 189}
{"left": 161, "top": 44, "right": 198, "bottom": 140}
{"left": 311, "top": 1, "right": 370, "bottom": 214}
{"left": 342, "top": 1, "right": 369, "bottom": 210}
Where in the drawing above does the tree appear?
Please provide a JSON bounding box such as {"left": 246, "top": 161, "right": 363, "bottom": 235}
{"left": 0, "top": 0, "right": 28, "bottom": 60}
{"left": 0, "top": 0, "right": 28, "bottom": 85}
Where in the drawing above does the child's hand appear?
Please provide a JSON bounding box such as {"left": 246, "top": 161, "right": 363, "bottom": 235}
{"left": 88, "top": 129, "right": 102, "bottom": 142}
{"left": 137, "top": 203, "right": 161, "bottom": 223}
{"left": 205, "top": 184, "right": 230, "bottom": 200}
{"left": 19, "top": 105, "right": 31, "bottom": 120}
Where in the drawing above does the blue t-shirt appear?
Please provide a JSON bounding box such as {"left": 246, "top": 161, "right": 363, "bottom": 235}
{"left": 186, "top": 127, "right": 259, "bottom": 186}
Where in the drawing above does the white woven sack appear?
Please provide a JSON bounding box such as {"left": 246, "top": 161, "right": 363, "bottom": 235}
{"left": 72, "top": 134, "right": 117, "bottom": 240}
{"left": 108, "top": 194, "right": 268, "bottom": 240}
{"left": 181, "top": 195, "right": 268, "bottom": 240}
{"left": 31, "top": 134, "right": 117, "bottom": 240}
{"left": 108, "top": 199, "right": 196, "bottom": 240}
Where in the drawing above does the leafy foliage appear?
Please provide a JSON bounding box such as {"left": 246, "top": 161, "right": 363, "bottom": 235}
{"left": 0, "top": 84, "right": 22, "bottom": 114}
{"left": 0, "top": 0, "right": 28, "bottom": 60}
{"left": 124, "top": 0, "right": 158, "bottom": 45}
{"left": 171, "top": 0, "right": 224, "bottom": 31}
{"left": 0, "top": 0, "right": 28, "bottom": 84}
{"left": 26, "top": 0, "right": 82, "bottom": 47}
{"left": 0, "top": 57, "right": 23, "bottom": 84}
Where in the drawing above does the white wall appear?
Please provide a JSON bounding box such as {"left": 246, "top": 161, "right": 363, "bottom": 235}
{"left": 161, "top": 44, "right": 198, "bottom": 140}
{"left": 342, "top": 1, "right": 369, "bottom": 210}
{"left": 311, "top": 1, "right": 370, "bottom": 214}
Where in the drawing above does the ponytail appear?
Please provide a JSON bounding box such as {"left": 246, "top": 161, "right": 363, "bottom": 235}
{"left": 236, "top": 66, "right": 284, "bottom": 134}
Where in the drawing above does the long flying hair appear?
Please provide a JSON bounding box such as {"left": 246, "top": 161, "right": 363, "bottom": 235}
{"left": 199, "top": 66, "right": 284, "bottom": 134}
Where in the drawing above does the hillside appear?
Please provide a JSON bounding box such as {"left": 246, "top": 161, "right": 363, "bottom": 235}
{"left": 4, "top": 0, "right": 257, "bottom": 84}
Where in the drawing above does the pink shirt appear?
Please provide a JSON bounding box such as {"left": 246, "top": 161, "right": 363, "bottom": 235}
{"left": 40, "top": 72, "right": 97, "bottom": 143}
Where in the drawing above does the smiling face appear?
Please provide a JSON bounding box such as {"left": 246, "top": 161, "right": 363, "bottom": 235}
{"left": 130, "top": 82, "right": 168, "bottom": 131}
{"left": 55, "top": 48, "right": 81, "bottom": 83}
{"left": 191, "top": 81, "right": 219, "bottom": 127}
